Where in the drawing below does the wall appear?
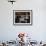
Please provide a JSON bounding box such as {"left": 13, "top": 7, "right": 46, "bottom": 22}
{"left": 0, "top": 0, "right": 46, "bottom": 42}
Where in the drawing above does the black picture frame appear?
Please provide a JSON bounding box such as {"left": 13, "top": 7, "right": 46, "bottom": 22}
{"left": 13, "top": 10, "right": 33, "bottom": 26}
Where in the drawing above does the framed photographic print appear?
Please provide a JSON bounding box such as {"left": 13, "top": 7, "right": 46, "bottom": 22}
{"left": 13, "top": 10, "right": 32, "bottom": 25}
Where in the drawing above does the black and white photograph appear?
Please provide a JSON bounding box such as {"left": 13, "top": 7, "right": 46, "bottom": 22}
{"left": 13, "top": 10, "right": 32, "bottom": 25}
